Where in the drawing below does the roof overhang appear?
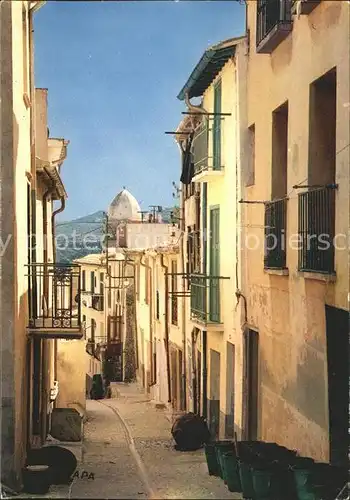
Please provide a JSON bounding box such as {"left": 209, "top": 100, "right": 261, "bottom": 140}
{"left": 29, "top": 1, "right": 46, "bottom": 13}
{"left": 48, "top": 138, "right": 69, "bottom": 169}
{"left": 177, "top": 36, "right": 245, "bottom": 101}
{"left": 36, "top": 157, "right": 68, "bottom": 200}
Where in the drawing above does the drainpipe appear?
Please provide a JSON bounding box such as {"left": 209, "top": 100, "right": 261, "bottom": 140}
{"left": 51, "top": 196, "right": 65, "bottom": 381}
{"left": 160, "top": 253, "right": 171, "bottom": 403}
{"left": 42, "top": 182, "right": 55, "bottom": 315}
{"left": 51, "top": 197, "right": 65, "bottom": 265}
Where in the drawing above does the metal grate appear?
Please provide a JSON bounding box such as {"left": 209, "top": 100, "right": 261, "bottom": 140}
{"left": 298, "top": 186, "right": 336, "bottom": 274}
{"left": 264, "top": 199, "right": 287, "bottom": 269}
{"left": 256, "top": 0, "right": 292, "bottom": 46}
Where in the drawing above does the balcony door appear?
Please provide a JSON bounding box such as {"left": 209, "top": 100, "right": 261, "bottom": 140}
{"left": 209, "top": 207, "right": 220, "bottom": 322}
{"left": 213, "top": 80, "right": 222, "bottom": 170}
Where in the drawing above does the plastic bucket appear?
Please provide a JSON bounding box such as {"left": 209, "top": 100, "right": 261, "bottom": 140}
{"left": 239, "top": 460, "right": 255, "bottom": 500}
{"left": 215, "top": 441, "right": 234, "bottom": 480}
{"left": 222, "top": 452, "right": 242, "bottom": 493}
{"left": 251, "top": 466, "right": 274, "bottom": 500}
{"left": 22, "top": 465, "right": 52, "bottom": 495}
{"left": 204, "top": 443, "right": 220, "bottom": 476}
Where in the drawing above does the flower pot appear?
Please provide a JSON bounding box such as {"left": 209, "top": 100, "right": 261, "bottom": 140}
{"left": 238, "top": 460, "right": 255, "bottom": 500}
{"left": 204, "top": 443, "right": 220, "bottom": 476}
{"left": 292, "top": 460, "right": 320, "bottom": 500}
{"left": 222, "top": 452, "right": 242, "bottom": 493}
{"left": 251, "top": 466, "right": 274, "bottom": 500}
{"left": 214, "top": 441, "right": 234, "bottom": 480}
{"left": 22, "top": 465, "right": 52, "bottom": 495}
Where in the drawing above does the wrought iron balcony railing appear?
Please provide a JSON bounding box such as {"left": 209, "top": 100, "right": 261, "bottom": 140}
{"left": 264, "top": 199, "right": 287, "bottom": 269}
{"left": 192, "top": 118, "right": 225, "bottom": 177}
{"left": 27, "top": 263, "right": 82, "bottom": 339}
{"left": 298, "top": 186, "right": 336, "bottom": 274}
{"left": 92, "top": 294, "right": 104, "bottom": 312}
{"left": 256, "top": 0, "right": 292, "bottom": 54}
{"left": 291, "top": 0, "right": 320, "bottom": 15}
{"left": 190, "top": 274, "right": 226, "bottom": 324}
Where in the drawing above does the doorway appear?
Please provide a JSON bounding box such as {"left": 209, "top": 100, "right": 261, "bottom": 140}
{"left": 242, "top": 329, "right": 259, "bottom": 440}
{"left": 325, "top": 305, "right": 348, "bottom": 466}
{"left": 209, "top": 349, "right": 220, "bottom": 438}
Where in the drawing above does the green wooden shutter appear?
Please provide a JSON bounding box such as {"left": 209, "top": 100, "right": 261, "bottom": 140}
{"left": 209, "top": 207, "right": 220, "bottom": 322}
{"left": 213, "top": 81, "right": 222, "bottom": 171}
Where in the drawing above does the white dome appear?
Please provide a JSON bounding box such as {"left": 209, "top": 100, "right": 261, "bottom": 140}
{"left": 108, "top": 188, "right": 141, "bottom": 222}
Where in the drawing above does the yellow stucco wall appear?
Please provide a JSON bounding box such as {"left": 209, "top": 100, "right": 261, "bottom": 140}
{"left": 56, "top": 340, "right": 86, "bottom": 412}
{"left": 242, "top": 1, "right": 349, "bottom": 460}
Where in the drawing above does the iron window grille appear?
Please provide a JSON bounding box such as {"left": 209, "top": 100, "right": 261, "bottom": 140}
{"left": 264, "top": 199, "right": 287, "bottom": 269}
{"left": 256, "top": 0, "right": 292, "bottom": 47}
{"left": 298, "top": 186, "right": 336, "bottom": 274}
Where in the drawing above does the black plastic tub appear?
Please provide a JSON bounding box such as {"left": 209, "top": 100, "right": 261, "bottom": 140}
{"left": 22, "top": 465, "right": 52, "bottom": 495}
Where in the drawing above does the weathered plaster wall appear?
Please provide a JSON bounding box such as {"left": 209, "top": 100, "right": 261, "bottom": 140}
{"left": 56, "top": 339, "right": 86, "bottom": 412}
{"left": 243, "top": 1, "right": 349, "bottom": 461}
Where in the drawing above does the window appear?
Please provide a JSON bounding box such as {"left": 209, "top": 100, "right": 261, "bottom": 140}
{"left": 91, "top": 319, "right": 96, "bottom": 343}
{"left": 82, "top": 270, "right": 86, "bottom": 291}
{"left": 171, "top": 261, "right": 178, "bottom": 325}
{"left": 156, "top": 290, "right": 160, "bottom": 320}
{"left": 90, "top": 271, "right": 95, "bottom": 292}
{"left": 298, "top": 69, "right": 337, "bottom": 274}
{"left": 246, "top": 124, "right": 255, "bottom": 187}
{"left": 264, "top": 102, "right": 288, "bottom": 270}
{"left": 213, "top": 80, "right": 222, "bottom": 170}
{"left": 145, "top": 264, "right": 151, "bottom": 305}
{"left": 108, "top": 289, "right": 111, "bottom": 309}
{"left": 271, "top": 101, "right": 288, "bottom": 200}
{"left": 100, "top": 273, "right": 104, "bottom": 295}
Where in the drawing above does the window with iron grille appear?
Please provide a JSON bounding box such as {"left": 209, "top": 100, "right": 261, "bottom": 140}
{"left": 256, "top": 0, "right": 292, "bottom": 50}
{"left": 298, "top": 187, "right": 336, "bottom": 274}
{"left": 264, "top": 199, "right": 287, "bottom": 269}
{"left": 171, "top": 261, "right": 178, "bottom": 325}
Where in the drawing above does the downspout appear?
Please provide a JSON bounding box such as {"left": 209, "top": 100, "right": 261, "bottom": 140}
{"left": 43, "top": 182, "right": 55, "bottom": 314}
{"left": 51, "top": 196, "right": 65, "bottom": 382}
{"left": 160, "top": 254, "right": 171, "bottom": 403}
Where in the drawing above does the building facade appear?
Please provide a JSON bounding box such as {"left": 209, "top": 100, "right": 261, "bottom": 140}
{"left": 240, "top": 0, "right": 349, "bottom": 464}
{"left": 176, "top": 37, "right": 247, "bottom": 438}
{"left": 0, "top": 1, "right": 83, "bottom": 489}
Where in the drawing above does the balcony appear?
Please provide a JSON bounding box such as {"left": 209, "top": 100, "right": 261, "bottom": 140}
{"left": 298, "top": 186, "right": 336, "bottom": 275}
{"left": 256, "top": 0, "right": 293, "bottom": 54}
{"left": 291, "top": 0, "right": 321, "bottom": 15}
{"left": 190, "top": 274, "right": 226, "bottom": 329}
{"left": 264, "top": 199, "right": 287, "bottom": 270}
{"left": 27, "top": 264, "right": 83, "bottom": 339}
{"left": 92, "top": 294, "right": 104, "bottom": 312}
{"left": 191, "top": 118, "right": 225, "bottom": 183}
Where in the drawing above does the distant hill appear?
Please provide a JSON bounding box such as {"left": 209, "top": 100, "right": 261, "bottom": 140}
{"left": 55, "top": 211, "right": 105, "bottom": 264}
{"left": 55, "top": 206, "right": 178, "bottom": 264}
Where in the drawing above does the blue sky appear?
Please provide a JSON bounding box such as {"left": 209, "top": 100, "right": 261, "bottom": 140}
{"left": 34, "top": 1, "right": 245, "bottom": 221}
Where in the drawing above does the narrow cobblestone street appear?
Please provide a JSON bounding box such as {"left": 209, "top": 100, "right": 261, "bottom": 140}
{"left": 33, "top": 383, "right": 241, "bottom": 499}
